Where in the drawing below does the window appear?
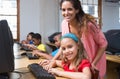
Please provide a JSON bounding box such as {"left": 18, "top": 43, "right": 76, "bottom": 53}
{"left": 80, "top": 0, "right": 102, "bottom": 28}
{"left": 0, "top": 0, "right": 19, "bottom": 41}
{"left": 81, "top": 0, "right": 98, "bottom": 17}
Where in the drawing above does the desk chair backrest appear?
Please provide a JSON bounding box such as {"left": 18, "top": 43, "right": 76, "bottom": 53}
{"left": 104, "top": 29, "right": 120, "bottom": 54}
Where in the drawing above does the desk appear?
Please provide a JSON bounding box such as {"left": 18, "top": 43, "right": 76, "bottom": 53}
{"left": 106, "top": 54, "right": 120, "bottom": 64}
{"left": 15, "top": 56, "right": 42, "bottom": 69}
{"left": 13, "top": 43, "right": 67, "bottom": 79}
{"left": 106, "top": 54, "right": 120, "bottom": 79}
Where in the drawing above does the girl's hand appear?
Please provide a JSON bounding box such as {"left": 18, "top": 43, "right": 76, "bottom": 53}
{"left": 39, "top": 60, "right": 51, "bottom": 70}
{"left": 39, "top": 59, "right": 50, "bottom": 67}
{"left": 44, "top": 60, "right": 56, "bottom": 70}
{"left": 48, "top": 68, "right": 61, "bottom": 76}
{"left": 39, "top": 60, "right": 56, "bottom": 70}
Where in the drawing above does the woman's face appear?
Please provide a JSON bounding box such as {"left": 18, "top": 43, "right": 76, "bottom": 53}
{"left": 61, "top": 1, "right": 78, "bottom": 23}
{"left": 61, "top": 38, "right": 79, "bottom": 62}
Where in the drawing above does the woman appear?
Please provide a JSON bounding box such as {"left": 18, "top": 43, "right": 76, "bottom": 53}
{"left": 43, "top": 0, "right": 107, "bottom": 79}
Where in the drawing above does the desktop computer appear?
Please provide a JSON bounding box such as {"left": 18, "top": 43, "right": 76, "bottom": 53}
{"left": 0, "top": 20, "right": 14, "bottom": 78}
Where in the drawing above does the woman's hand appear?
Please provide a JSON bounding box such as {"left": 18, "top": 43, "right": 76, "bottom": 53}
{"left": 91, "top": 63, "right": 98, "bottom": 70}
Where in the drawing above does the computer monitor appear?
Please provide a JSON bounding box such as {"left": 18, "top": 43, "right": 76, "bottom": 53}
{"left": 0, "top": 20, "right": 14, "bottom": 74}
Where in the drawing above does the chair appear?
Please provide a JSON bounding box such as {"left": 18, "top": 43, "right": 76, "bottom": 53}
{"left": 104, "top": 29, "right": 120, "bottom": 55}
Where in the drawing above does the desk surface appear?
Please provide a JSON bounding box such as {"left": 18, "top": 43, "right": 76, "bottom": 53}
{"left": 14, "top": 43, "right": 120, "bottom": 79}
{"left": 106, "top": 54, "right": 120, "bottom": 64}
{"left": 15, "top": 56, "right": 67, "bottom": 79}
{"left": 14, "top": 43, "right": 67, "bottom": 79}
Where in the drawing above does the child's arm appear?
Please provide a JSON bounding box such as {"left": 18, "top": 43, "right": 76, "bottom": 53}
{"left": 23, "top": 44, "right": 37, "bottom": 50}
{"left": 45, "top": 48, "right": 62, "bottom": 69}
{"left": 40, "top": 60, "right": 62, "bottom": 70}
{"left": 55, "top": 60, "right": 63, "bottom": 68}
{"left": 33, "top": 50, "right": 53, "bottom": 59}
{"left": 52, "top": 47, "right": 62, "bottom": 60}
{"left": 49, "top": 67, "right": 91, "bottom": 79}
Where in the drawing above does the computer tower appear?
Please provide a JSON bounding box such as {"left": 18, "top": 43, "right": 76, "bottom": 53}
{"left": 0, "top": 20, "right": 14, "bottom": 73}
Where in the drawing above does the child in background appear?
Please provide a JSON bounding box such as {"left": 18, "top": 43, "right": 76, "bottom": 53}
{"left": 48, "top": 32, "right": 61, "bottom": 44}
{"left": 48, "top": 32, "right": 61, "bottom": 56}
{"left": 47, "top": 33, "right": 91, "bottom": 79}
{"left": 26, "top": 33, "right": 46, "bottom": 52}
{"left": 32, "top": 32, "right": 61, "bottom": 59}
{"left": 21, "top": 32, "right": 34, "bottom": 44}
{"left": 47, "top": 32, "right": 62, "bottom": 51}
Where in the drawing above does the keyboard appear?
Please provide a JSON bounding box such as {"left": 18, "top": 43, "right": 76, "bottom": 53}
{"left": 26, "top": 53, "right": 39, "bottom": 59}
{"left": 17, "top": 42, "right": 32, "bottom": 51}
{"left": 28, "top": 63, "right": 56, "bottom": 79}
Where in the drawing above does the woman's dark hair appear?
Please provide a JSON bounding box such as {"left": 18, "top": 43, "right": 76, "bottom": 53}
{"left": 32, "top": 33, "right": 41, "bottom": 40}
{"left": 60, "top": 0, "right": 85, "bottom": 24}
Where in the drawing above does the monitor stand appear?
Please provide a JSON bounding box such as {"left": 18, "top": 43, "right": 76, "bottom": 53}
{"left": 0, "top": 73, "right": 9, "bottom": 79}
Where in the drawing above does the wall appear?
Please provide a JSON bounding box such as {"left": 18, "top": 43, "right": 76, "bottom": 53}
{"left": 20, "top": 0, "right": 120, "bottom": 41}
{"left": 20, "top": 0, "right": 40, "bottom": 41}
{"left": 102, "top": 1, "right": 120, "bottom": 32}
{"left": 20, "top": 0, "right": 60, "bottom": 43}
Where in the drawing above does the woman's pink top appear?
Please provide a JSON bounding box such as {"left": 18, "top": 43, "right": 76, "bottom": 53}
{"left": 61, "top": 20, "right": 108, "bottom": 77}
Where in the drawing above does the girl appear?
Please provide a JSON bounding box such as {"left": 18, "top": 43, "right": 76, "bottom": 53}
{"left": 48, "top": 33, "right": 91, "bottom": 79}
